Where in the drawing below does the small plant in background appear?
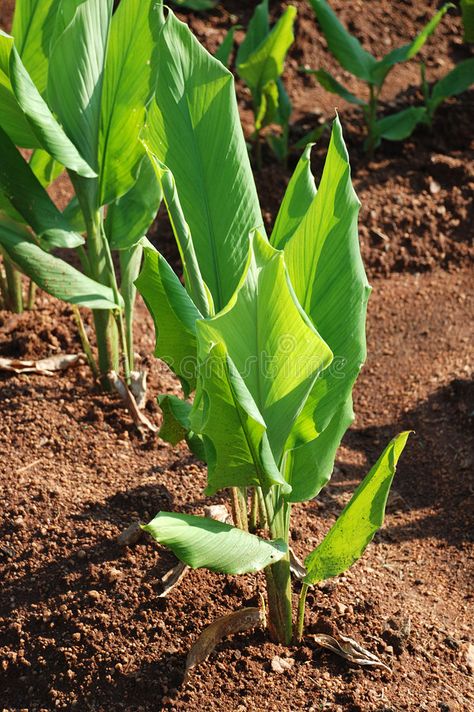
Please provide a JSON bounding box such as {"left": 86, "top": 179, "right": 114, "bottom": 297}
{"left": 136, "top": 9, "right": 410, "bottom": 649}
{"left": 233, "top": 0, "right": 297, "bottom": 167}
{"left": 420, "top": 58, "right": 474, "bottom": 125}
{"left": 461, "top": 0, "right": 474, "bottom": 42}
{"left": 0, "top": 0, "right": 163, "bottom": 386}
{"left": 305, "top": 0, "right": 453, "bottom": 154}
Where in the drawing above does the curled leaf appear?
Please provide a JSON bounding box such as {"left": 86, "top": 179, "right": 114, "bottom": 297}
{"left": 158, "top": 561, "right": 189, "bottom": 598}
{"left": 0, "top": 354, "right": 81, "bottom": 375}
{"left": 289, "top": 547, "right": 307, "bottom": 580}
{"left": 312, "top": 633, "right": 391, "bottom": 672}
{"left": 186, "top": 607, "right": 262, "bottom": 675}
{"left": 108, "top": 370, "right": 158, "bottom": 434}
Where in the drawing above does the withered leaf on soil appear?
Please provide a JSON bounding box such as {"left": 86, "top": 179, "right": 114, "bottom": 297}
{"left": 130, "top": 369, "right": 147, "bottom": 410}
{"left": 203, "top": 504, "right": 232, "bottom": 524}
{"left": 0, "top": 354, "right": 81, "bottom": 375}
{"left": 271, "top": 655, "right": 295, "bottom": 673}
{"left": 185, "top": 607, "right": 262, "bottom": 676}
{"left": 158, "top": 561, "right": 189, "bottom": 598}
{"left": 312, "top": 633, "right": 391, "bottom": 672}
{"left": 108, "top": 370, "right": 157, "bottom": 434}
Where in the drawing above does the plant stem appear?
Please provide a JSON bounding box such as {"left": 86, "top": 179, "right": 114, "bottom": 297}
{"left": 249, "top": 488, "right": 259, "bottom": 532}
{"left": 4, "top": 256, "right": 23, "bottom": 313}
{"left": 72, "top": 305, "right": 99, "bottom": 378}
{"left": 263, "top": 489, "right": 293, "bottom": 644}
{"left": 26, "top": 280, "right": 36, "bottom": 310}
{"left": 230, "top": 487, "right": 245, "bottom": 530}
{"left": 296, "top": 582, "right": 309, "bottom": 643}
{"left": 0, "top": 260, "right": 8, "bottom": 308}
{"left": 102, "top": 231, "right": 131, "bottom": 384}
{"left": 119, "top": 244, "right": 143, "bottom": 373}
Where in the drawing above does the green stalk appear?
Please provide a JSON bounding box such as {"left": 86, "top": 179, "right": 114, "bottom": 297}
{"left": 119, "top": 244, "right": 143, "bottom": 373}
{"left": 72, "top": 305, "right": 99, "bottom": 378}
{"left": 26, "top": 280, "right": 36, "bottom": 310}
{"left": 296, "top": 582, "right": 309, "bottom": 643}
{"left": 102, "top": 230, "right": 131, "bottom": 384}
{"left": 3, "top": 254, "right": 23, "bottom": 313}
{"left": 263, "top": 489, "right": 293, "bottom": 644}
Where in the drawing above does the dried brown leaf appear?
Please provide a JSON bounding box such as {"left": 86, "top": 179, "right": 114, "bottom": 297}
{"left": 108, "top": 370, "right": 157, "bottom": 434}
{"left": 289, "top": 547, "right": 307, "bottom": 580}
{"left": 130, "top": 370, "right": 147, "bottom": 410}
{"left": 158, "top": 561, "right": 189, "bottom": 598}
{"left": 313, "top": 633, "right": 391, "bottom": 672}
{"left": 203, "top": 504, "right": 232, "bottom": 524}
{"left": 0, "top": 354, "right": 81, "bottom": 375}
{"left": 186, "top": 607, "right": 262, "bottom": 675}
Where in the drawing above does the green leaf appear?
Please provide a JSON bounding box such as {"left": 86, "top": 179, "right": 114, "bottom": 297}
{"left": 371, "top": 3, "right": 453, "bottom": 86}
{"left": 0, "top": 124, "right": 84, "bottom": 249}
{"left": 0, "top": 30, "right": 41, "bottom": 147}
{"left": 172, "top": 0, "right": 216, "bottom": 10}
{"left": 271, "top": 143, "right": 317, "bottom": 250}
{"left": 461, "top": 0, "right": 474, "bottom": 43}
{"left": 12, "top": 0, "right": 61, "bottom": 95}
{"left": 29, "top": 149, "right": 63, "bottom": 188}
{"left": 0, "top": 217, "right": 120, "bottom": 310}
{"left": 192, "top": 231, "right": 332, "bottom": 494}
{"left": 146, "top": 9, "right": 264, "bottom": 311}
{"left": 1, "top": 33, "right": 96, "bottom": 176}
{"left": 48, "top": 0, "right": 113, "bottom": 171}
{"left": 143, "top": 511, "right": 287, "bottom": 574}
{"left": 428, "top": 57, "right": 474, "bottom": 114}
{"left": 215, "top": 26, "right": 240, "bottom": 68}
{"left": 282, "top": 118, "right": 370, "bottom": 502}
{"left": 372, "top": 107, "right": 426, "bottom": 146}
{"left": 135, "top": 247, "right": 201, "bottom": 394}
{"left": 99, "top": 0, "right": 161, "bottom": 205}
{"left": 236, "top": 0, "right": 270, "bottom": 66}
{"left": 158, "top": 394, "right": 206, "bottom": 459}
{"left": 304, "top": 68, "right": 367, "bottom": 106}
{"left": 304, "top": 432, "right": 411, "bottom": 584}
{"left": 237, "top": 5, "right": 296, "bottom": 99}
{"left": 105, "top": 155, "right": 162, "bottom": 250}
{"left": 308, "top": 0, "right": 376, "bottom": 82}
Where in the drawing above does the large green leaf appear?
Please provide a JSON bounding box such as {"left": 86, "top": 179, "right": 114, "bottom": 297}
{"left": 237, "top": 5, "right": 296, "bottom": 99}
{"left": 12, "top": 0, "right": 61, "bottom": 95}
{"left": 0, "top": 34, "right": 96, "bottom": 176}
{"left": 308, "top": 0, "right": 376, "bottom": 82}
{"left": 135, "top": 246, "right": 201, "bottom": 394}
{"left": 428, "top": 57, "right": 474, "bottom": 114}
{"left": 158, "top": 394, "right": 206, "bottom": 459}
{"left": 371, "top": 3, "right": 453, "bottom": 86}
{"left": 0, "top": 217, "right": 120, "bottom": 309}
{"left": 48, "top": 0, "right": 113, "bottom": 171}
{"left": 0, "top": 30, "right": 40, "bottom": 147}
{"left": 304, "top": 432, "right": 411, "bottom": 584}
{"left": 99, "top": 0, "right": 160, "bottom": 205}
{"left": 143, "top": 511, "right": 287, "bottom": 575}
{"left": 145, "top": 9, "right": 264, "bottom": 311}
{"left": 271, "top": 143, "right": 317, "bottom": 250}
{"left": 0, "top": 124, "right": 84, "bottom": 249}
{"left": 105, "top": 155, "right": 162, "bottom": 250}
{"left": 192, "top": 232, "right": 332, "bottom": 494}
{"left": 236, "top": 0, "right": 270, "bottom": 67}
{"left": 282, "top": 118, "right": 370, "bottom": 502}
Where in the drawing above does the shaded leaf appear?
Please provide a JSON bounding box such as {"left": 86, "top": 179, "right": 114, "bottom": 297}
{"left": 308, "top": 0, "right": 376, "bottom": 82}
{"left": 236, "top": 0, "right": 270, "bottom": 66}
{"left": 428, "top": 57, "right": 474, "bottom": 114}
{"left": 304, "top": 68, "right": 367, "bottom": 106}
{"left": 143, "top": 512, "right": 287, "bottom": 574}
{"left": 372, "top": 107, "right": 426, "bottom": 146}
{"left": 215, "top": 26, "right": 241, "bottom": 68}
{"left": 0, "top": 218, "right": 119, "bottom": 310}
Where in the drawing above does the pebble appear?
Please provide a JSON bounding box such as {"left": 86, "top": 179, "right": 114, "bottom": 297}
{"left": 87, "top": 590, "right": 100, "bottom": 601}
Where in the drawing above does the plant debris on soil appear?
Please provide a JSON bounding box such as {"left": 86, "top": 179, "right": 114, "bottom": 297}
{"left": 1, "top": 1, "right": 473, "bottom": 711}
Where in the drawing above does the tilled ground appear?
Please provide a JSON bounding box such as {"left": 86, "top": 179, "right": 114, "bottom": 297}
{"left": 0, "top": 1, "right": 473, "bottom": 710}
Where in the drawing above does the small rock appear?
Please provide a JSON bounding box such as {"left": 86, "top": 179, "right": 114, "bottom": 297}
{"left": 117, "top": 521, "right": 143, "bottom": 547}
{"left": 105, "top": 567, "right": 122, "bottom": 584}
{"left": 465, "top": 643, "right": 474, "bottom": 674}
{"left": 271, "top": 655, "right": 294, "bottom": 673}
{"left": 77, "top": 550, "right": 87, "bottom": 560}
{"left": 87, "top": 590, "right": 100, "bottom": 601}
{"left": 429, "top": 180, "right": 441, "bottom": 195}
{"left": 335, "top": 602, "right": 347, "bottom": 615}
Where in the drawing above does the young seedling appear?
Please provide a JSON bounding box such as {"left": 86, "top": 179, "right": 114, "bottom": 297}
{"left": 235, "top": 0, "right": 297, "bottom": 166}
{"left": 305, "top": 0, "right": 453, "bottom": 154}
{"left": 136, "top": 9, "right": 410, "bottom": 647}
{"left": 368, "top": 57, "right": 474, "bottom": 149}
{"left": 0, "top": 0, "right": 163, "bottom": 386}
